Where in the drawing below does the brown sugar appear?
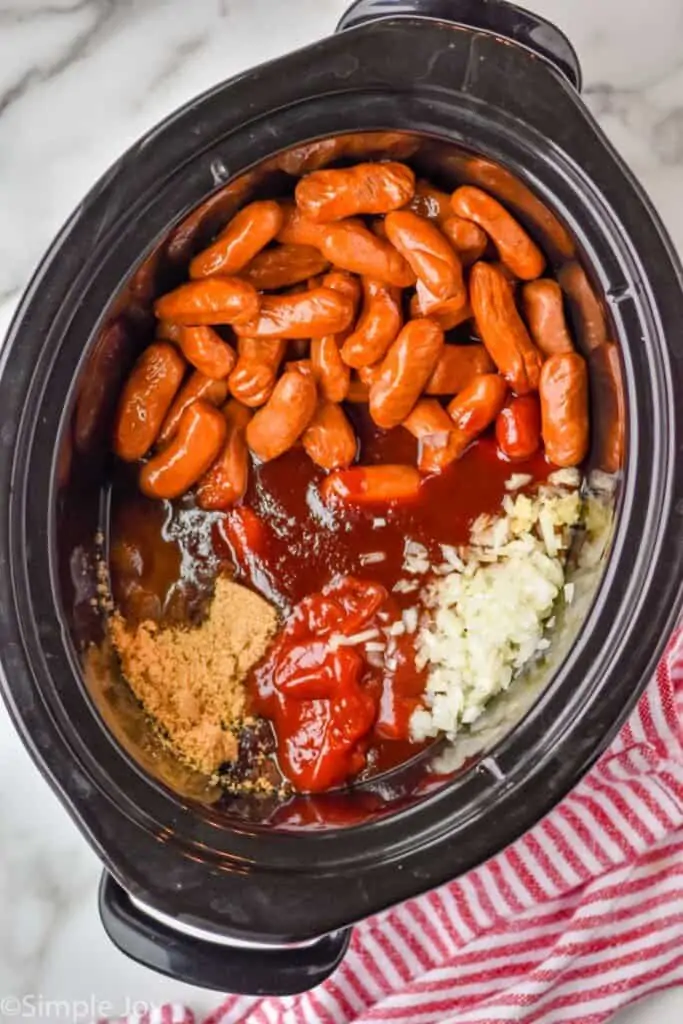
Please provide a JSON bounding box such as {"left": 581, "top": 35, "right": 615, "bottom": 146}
{"left": 109, "top": 576, "right": 278, "bottom": 774}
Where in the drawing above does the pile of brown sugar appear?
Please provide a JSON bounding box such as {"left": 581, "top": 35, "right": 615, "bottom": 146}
{"left": 109, "top": 577, "right": 278, "bottom": 775}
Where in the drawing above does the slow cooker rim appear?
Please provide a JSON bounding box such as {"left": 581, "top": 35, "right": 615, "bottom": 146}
{"left": 0, "top": 18, "right": 679, "bottom": 942}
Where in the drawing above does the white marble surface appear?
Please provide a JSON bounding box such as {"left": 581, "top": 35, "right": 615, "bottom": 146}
{"left": 1, "top": 1, "right": 682, "bottom": 1021}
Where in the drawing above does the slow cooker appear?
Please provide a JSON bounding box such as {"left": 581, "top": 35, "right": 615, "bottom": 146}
{"left": 1, "top": 0, "right": 682, "bottom": 998}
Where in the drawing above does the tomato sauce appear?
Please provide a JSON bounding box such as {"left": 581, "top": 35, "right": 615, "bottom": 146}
{"left": 108, "top": 407, "right": 551, "bottom": 793}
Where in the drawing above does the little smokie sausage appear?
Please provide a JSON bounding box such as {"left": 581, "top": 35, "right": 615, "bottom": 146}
{"left": 447, "top": 374, "right": 508, "bottom": 435}
{"left": 308, "top": 270, "right": 360, "bottom": 401}
{"left": 277, "top": 138, "right": 346, "bottom": 176}
{"left": 440, "top": 216, "right": 488, "bottom": 266}
{"left": 155, "top": 277, "right": 260, "bottom": 326}
{"left": 242, "top": 244, "right": 330, "bottom": 291}
{"left": 319, "top": 220, "right": 416, "bottom": 289}
{"left": 425, "top": 373, "right": 509, "bottom": 471}
{"left": 369, "top": 319, "right": 444, "bottom": 429}
{"left": 448, "top": 154, "right": 576, "bottom": 262}
{"left": 469, "top": 261, "right": 542, "bottom": 395}
{"left": 158, "top": 371, "right": 229, "bottom": 445}
{"left": 295, "top": 162, "right": 415, "bottom": 222}
{"left": 302, "top": 402, "right": 357, "bottom": 471}
{"left": 189, "top": 200, "right": 284, "bottom": 278}
{"left": 311, "top": 335, "right": 350, "bottom": 401}
{"left": 405, "top": 180, "right": 452, "bottom": 223}
{"left": 451, "top": 186, "right": 545, "bottom": 281}
{"left": 284, "top": 358, "right": 313, "bottom": 375}
{"left": 341, "top": 278, "right": 403, "bottom": 368}
{"left": 113, "top": 343, "right": 186, "bottom": 461}
{"left": 76, "top": 319, "right": 130, "bottom": 456}
{"left": 415, "top": 375, "right": 507, "bottom": 474}
{"left": 588, "top": 342, "right": 624, "bottom": 474}
{"left": 175, "top": 325, "right": 236, "bottom": 379}
{"left": 357, "top": 363, "right": 383, "bottom": 386}
{"left": 155, "top": 320, "right": 183, "bottom": 342}
{"left": 495, "top": 395, "right": 541, "bottom": 461}
{"left": 320, "top": 269, "right": 363, "bottom": 310}
{"left": 402, "top": 399, "right": 455, "bottom": 474}
{"left": 140, "top": 401, "right": 227, "bottom": 500}
{"left": 425, "top": 344, "right": 494, "bottom": 395}
{"left": 246, "top": 369, "right": 318, "bottom": 462}
{"left": 384, "top": 210, "right": 466, "bottom": 305}
{"left": 403, "top": 398, "right": 453, "bottom": 439}
{"left": 410, "top": 286, "right": 473, "bottom": 332}
{"left": 321, "top": 465, "right": 422, "bottom": 505}
{"left": 539, "top": 352, "right": 590, "bottom": 467}
{"left": 522, "top": 279, "right": 575, "bottom": 357}
{"left": 557, "top": 262, "right": 607, "bottom": 353}
{"left": 233, "top": 287, "right": 355, "bottom": 340}
{"left": 196, "top": 400, "right": 252, "bottom": 510}
{"left": 276, "top": 202, "right": 327, "bottom": 248}
{"left": 229, "top": 337, "right": 287, "bottom": 407}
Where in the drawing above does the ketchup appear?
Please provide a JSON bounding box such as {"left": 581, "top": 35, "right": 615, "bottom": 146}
{"left": 249, "top": 576, "right": 420, "bottom": 793}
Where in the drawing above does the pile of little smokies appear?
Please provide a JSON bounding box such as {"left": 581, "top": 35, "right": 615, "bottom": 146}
{"left": 112, "top": 160, "right": 589, "bottom": 507}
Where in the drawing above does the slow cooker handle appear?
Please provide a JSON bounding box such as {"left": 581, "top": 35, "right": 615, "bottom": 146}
{"left": 336, "top": 0, "right": 582, "bottom": 90}
{"left": 98, "top": 872, "right": 352, "bottom": 996}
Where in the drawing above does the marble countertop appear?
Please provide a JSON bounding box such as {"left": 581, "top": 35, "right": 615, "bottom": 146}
{"left": 1, "top": 1, "right": 682, "bottom": 1021}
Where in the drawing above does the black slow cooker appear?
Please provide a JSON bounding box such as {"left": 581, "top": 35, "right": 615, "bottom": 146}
{"left": 1, "top": 0, "right": 683, "bottom": 998}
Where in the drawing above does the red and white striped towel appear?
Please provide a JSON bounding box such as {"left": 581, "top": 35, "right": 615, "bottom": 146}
{"left": 106, "top": 631, "right": 683, "bottom": 1024}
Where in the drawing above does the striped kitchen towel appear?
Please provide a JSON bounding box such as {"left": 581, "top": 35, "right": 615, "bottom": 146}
{"left": 107, "top": 631, "right": 683, "bottom": 1024}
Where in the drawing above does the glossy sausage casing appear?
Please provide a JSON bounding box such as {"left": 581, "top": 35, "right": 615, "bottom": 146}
{"left": 242, "top": 244, "right": 330, "bottom": 291}
{"left": 469, "top": 261, "right": 543, "bottom": 395}
{"left": 557, "top": 262, "right": 607, "bottom": 353}
{"left": 451, "top": 186, "right": 545, "bottom": 281}
{"left": 246, "top": 369, "right": 318, "bottom": 462}
{"left": 196, "top": 399, "right": 252, "bottom": 510}
{"left": 588, "top": 342, "right": 624, "bottom": 474}
{"left": 155, "top": 278, "right": 260, "bottom": 327}
{"left": 276, "top": 202, "right": 327, "bottom": 248}
{"left": 495, "top": 395, "right": 541, "bottom": 461}
{"left": 113, "top": 343, "right": 186, "bottom": 461}
{"left": 189, "top": 200, "right": 284, "bottom": 278}
{"left": 158, "top": 371, "right": 229, "bottom": 445}
{"left": 416, "top": 373, "right": 509, "bottom": 473}
{"left": 412, "top": 374, "right": 507, "bottom": 474}
{"left": 175, "top": 325, "right": 236, "bottom": 379}
{"left": 295, "top": 162, "right": 416, "bottom": 222}
{"left": 425, "top": 344, "right": 494, "bottom": 395}
{"left": 311, "top": 336, "right": 350, "bottom": 402}
{"left": 440, "top": 216, "right": 488, "bottom": 266}
{"left": 411, "top": 286, "right": 473, "bottom": 332}
{"left": 341, "top": 278, "right": 403, "bottom": 369}
{"left": 140, "top": 401, "right": 227, "bottom": 500}
{"left": 384, "top": 210, "right": 466, "bottom": 305}
{"left": 369, "top": 319, "right": 445, "bottom": 429}
{"left": 308, "top": 271, "right": 360, "bottom": 401}
{"left": 402, "top": 399, "right": 455, "bottom": 474}
{"left": 319, "top": 220, "right": 416, "bottom": 289}
{"left": 233, "top": 287, "right": 355, "bottom": 340}
{"left": 302, "top": 402, "right": 358, "bottom": 471}
{"left": 321, "top": 465, "right": 422, "bottom": 505}
{"left": 405, "top": 180, "right": 452, "bottom": 223}
{"left": 539, "top": 352, "right": 590, "bottom": 467}
{"left": 229, "top": 337, "right": 287, "bottom": 407}
{"left": 320, "top": 269, "right": 363, "bottom": 310}
{"left": 522, "top": 279, "right": 575, "bottom": 357}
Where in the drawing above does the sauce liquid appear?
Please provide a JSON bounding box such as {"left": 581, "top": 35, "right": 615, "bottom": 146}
{"left": 109, "top": 408, "right": 551, "bottom": 789}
